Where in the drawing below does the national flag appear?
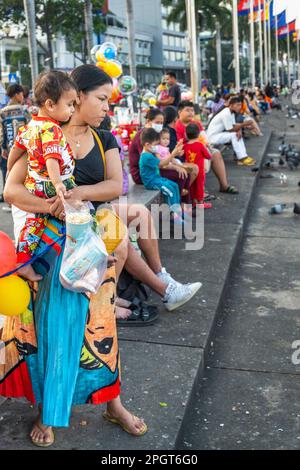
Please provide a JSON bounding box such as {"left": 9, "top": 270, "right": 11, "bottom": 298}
{"left": 277, "top": 20, "right": 296, "bottom": 38}
{"left": 238, "top": 0, "right": 261, "bottom": 17}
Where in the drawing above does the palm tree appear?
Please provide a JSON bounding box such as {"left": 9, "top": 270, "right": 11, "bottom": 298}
{"left": 126, "top": 0, "right": 136, "bottom": 79}
{"left": 83, "top": 0, "right": 94, "bottom": 63}
{"left": 162, "top": 0, "right": 232, "bottom": 84}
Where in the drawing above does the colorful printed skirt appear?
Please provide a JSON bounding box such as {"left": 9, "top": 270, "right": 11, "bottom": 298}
{"left": 0, "top": 217, "right": 120, "bottom": 427}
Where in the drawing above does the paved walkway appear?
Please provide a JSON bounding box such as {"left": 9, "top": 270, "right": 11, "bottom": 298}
{"left": 178, "top": 112, "right": 300, "bottom": 450}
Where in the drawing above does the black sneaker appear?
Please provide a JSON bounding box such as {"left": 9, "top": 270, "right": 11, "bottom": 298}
{"left": 0, "top": 194, "right": 4, "bottom": 203}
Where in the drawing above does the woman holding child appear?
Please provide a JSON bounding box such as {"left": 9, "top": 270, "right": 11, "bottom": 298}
{"left": 2, "top": 65, "right": 201, "bottom": 447}
{"left": 1, "top": 65, "right": 147, "bottom": 446}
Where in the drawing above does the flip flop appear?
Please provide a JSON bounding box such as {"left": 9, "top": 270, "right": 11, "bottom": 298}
{"left": 103, "top": 411, "right": 148, "bottom": 437}
{"left": 220, "top": 185, "right": 239, "bottom": 194}
{"left": 30, "top": 422, "right": 55, "bottom": 447}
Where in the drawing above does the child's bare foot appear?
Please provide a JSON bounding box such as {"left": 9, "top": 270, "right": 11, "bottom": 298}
{"left": 18, "top": 264, "right": 43, "bottom": 282}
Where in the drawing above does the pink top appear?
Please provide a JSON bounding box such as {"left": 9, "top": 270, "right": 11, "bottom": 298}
{"left": 156, "top": 144, "right": 170, "bottom": 160}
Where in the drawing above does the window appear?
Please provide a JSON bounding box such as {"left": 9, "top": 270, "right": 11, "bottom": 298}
{"left": 175, "top": 36, "right": 181, "bottom": 47}
{"left": 162, "top": 18, "right": 168, "bottom": 30}
{"left": 170, "top": 51, "right": 176, "bottom": 62}
{"left": 169, "top": 35, "right": 175, "bottom": 47}
{"left": 174, "top": 22, "right": 180, "bottom": 32}
{"left": 163, "top": 35, "right": 169, "bottom": 46}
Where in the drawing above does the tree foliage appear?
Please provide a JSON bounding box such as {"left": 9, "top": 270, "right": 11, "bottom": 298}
{"left": 0, "top": 0, "right": 107, "bottom": 66}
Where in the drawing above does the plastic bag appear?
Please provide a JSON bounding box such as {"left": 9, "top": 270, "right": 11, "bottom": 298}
{"left": 59, "top": 201, "right": 108, "bottom": 294}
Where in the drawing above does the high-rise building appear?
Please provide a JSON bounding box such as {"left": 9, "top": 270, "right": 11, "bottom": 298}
{"left": 106, "top": 0, "right": 189, "bottom": 85}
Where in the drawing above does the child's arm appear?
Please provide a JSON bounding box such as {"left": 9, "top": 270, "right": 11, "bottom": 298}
{"left": 158, "top": 153, "right": 175, "bottom": 168}
{"left": 7, "top": 145, "right": 26, "bottom": 172}
{"left": 46, "top": 158, "right": 66, "bottom": 200}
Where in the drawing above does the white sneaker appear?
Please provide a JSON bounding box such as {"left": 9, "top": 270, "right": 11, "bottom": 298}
{"left": 163, "top": 281, "right": 202, "bottom": 312}
{"left": 157, "top": 267, "right": 177, "bottom": 286}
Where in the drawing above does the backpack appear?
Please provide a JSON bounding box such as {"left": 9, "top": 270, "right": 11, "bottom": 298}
{"left": 117, "top": 269, "right": 150, "bottom": 302}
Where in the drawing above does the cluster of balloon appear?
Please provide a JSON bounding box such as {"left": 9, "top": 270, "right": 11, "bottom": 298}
{"left": 0, "top": 231, "right": 31, "bottom": 317}
{"left": 91, "top": 42, "right": 138, "bottom": 104}
{"left": 142, "top": 91, "right": 157, "bottom": 108}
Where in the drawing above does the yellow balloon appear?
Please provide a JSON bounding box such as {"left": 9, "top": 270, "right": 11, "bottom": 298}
{"left": 0, "top": 275, "right": 31, "bottom": 317}
{"left": 95, "top": 50, "right": 107, "bottom": 63}
{"left": 149, "top": 98, "right": 157, "bottom": 106}
{"left": 103, "top": 60, "right": 123, "bottom": 78}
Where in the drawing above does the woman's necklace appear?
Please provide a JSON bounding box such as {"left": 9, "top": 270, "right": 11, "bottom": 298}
{"left": 67, "top": 126, "right": 89, "bottom": 149}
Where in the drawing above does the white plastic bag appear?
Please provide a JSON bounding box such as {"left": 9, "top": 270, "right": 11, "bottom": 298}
{"left": 59, "top": 201, "right": 108, "bottom": 294}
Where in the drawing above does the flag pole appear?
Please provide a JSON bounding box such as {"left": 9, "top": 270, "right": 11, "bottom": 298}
{"left": 287, "top": 31, "right": 291, "bottom": 87}
{"left": 263, "top": 0, "right": 268, "bottom": 84}
{"left": 268, "top": 0, "right": 272, "bottom": 83}
{"left": 232, "top": 0, "right": 240, "bottom": 91}
{"left": 250, "top": 0, "right": 256, "bottom": 88}
{"left": 297, "top": 34, "right": 300, "bottom": 80}
{"left": 275, "top": 14, "right": 280, "bottom": 85}
{"left": 258, "top": 0, "right": 264, "bottom": 87}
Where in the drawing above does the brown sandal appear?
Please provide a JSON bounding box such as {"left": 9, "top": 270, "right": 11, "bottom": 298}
{"left": 103, "top": 411, "right": 148, "bottom": 436}
{"left": 30, "top": 422, "right": 55, "bottom": 447}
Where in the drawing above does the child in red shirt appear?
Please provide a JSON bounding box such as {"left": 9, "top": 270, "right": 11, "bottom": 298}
{"left": 184, "top": 123, "right": 212, "bottom": 208}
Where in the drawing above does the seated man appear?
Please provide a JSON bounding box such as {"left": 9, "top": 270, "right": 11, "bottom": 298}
{"left": 175, "top": 100, "right": 238, "bottom": 194}
{"left": 206, "top": 96, "right": 256, "bottom": 167}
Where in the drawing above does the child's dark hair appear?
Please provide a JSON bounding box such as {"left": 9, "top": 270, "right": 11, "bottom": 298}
{"left": 34, "top": 70, "right": 78, "bottom": 107}
{"left": 186, "top": 123, "right": 200, "bottom": 140}
{"left": 160, "top": 128, "right": 170, "bottom": 137}
{"left": 140, "top": 128, "right": 160, "bottom": 147}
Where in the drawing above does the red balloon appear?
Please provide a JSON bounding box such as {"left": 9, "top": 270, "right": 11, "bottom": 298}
{"left": 0, "top": 231, "right": 17, "bottom": 277}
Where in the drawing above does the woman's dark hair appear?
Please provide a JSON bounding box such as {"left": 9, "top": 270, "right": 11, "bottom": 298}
{"left": 186, "top": 123, "right": 200, "bottom": 140}
{"left": 145, "top": 108, "right": 164, "bottom": 122}
{"left": 34, "top": 71, "right": 77, "bottom": 107}
{"left": 163, "top": 105, "right": 178, "bottom": 126}
{"left": 7, "top": 83, "right": 24, "bottom": 98}
{"left": 70, "top": 64, "right": 113, "bottom": 93}
{"left": 140, "top": 128, "right": 160, "bottom": 146}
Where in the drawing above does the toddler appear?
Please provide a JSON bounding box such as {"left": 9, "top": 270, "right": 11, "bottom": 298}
{"left": 7, "top": 70, "right": 78, "bottom": 281}
{"left": 184, "top": 123, "right": 212, "bottom": 208}
{"left": 139, "top": 128, "right": 185, "bottom": 224}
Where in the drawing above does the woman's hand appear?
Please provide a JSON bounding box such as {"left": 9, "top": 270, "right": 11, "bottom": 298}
{"left": 47, "top": 196, "right": 66, "bottom": 220}
{"left": 176, "top": 166, "right": 188, "bottom": 179}
{"left": 171, "top": 139, "right": 184, "bottom": 158}
{"left": 62, "top": 186, "right": 85, "bottom": 205}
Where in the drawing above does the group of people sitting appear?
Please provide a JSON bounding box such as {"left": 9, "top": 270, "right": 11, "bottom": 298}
{"left": 128, "top": 79, "right": 283, "bottom": 220}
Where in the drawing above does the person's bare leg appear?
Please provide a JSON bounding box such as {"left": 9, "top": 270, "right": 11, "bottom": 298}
{"left": 210, "top": 150, "right": 229, "bottom": 191}
{"left": 125, "top": 242, "right": 167, "bottom": 297}
{"left": 114, "top": 204, "right": 163, "bottom": 274}
{"left": 106, "top": 396, "right": 146, "bottom": 434}
{"left": 186, "top": 163, "right": 199, "bottom": 186}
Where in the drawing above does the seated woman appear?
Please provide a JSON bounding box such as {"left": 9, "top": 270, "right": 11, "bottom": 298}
{"left": 129, "top": 108, "right": 194, "bottom": 202}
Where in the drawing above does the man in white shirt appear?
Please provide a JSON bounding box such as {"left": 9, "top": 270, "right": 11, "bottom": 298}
{"left": 206, "top": 96, "right": 256, "bottom": 166}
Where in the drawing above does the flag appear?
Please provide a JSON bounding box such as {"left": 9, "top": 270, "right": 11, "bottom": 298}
{"left": 292, "top": 31, "right": 300, "bottom": 42}
{"left": 277, "top": 20, "right": 296, "bottom": 38}
{"left": 238, "top": 0, "right": 260, "bottom": 17}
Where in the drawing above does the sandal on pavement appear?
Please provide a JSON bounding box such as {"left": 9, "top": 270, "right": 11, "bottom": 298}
{"left": 116, "top": 298, "right": 159, "bottom": 327}
{"left": 220, "top": 185, "right": 239, "bottom": 194}
{"left": 30, "top": 422, "right": 55, "bottom": 447}
{"left": 103, "top": 411, "right": 148, "bottom": 437}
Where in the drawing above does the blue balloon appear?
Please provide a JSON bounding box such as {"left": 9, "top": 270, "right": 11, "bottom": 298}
{"left": 103, "top": 47, "right": 116, "bottom": 60}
